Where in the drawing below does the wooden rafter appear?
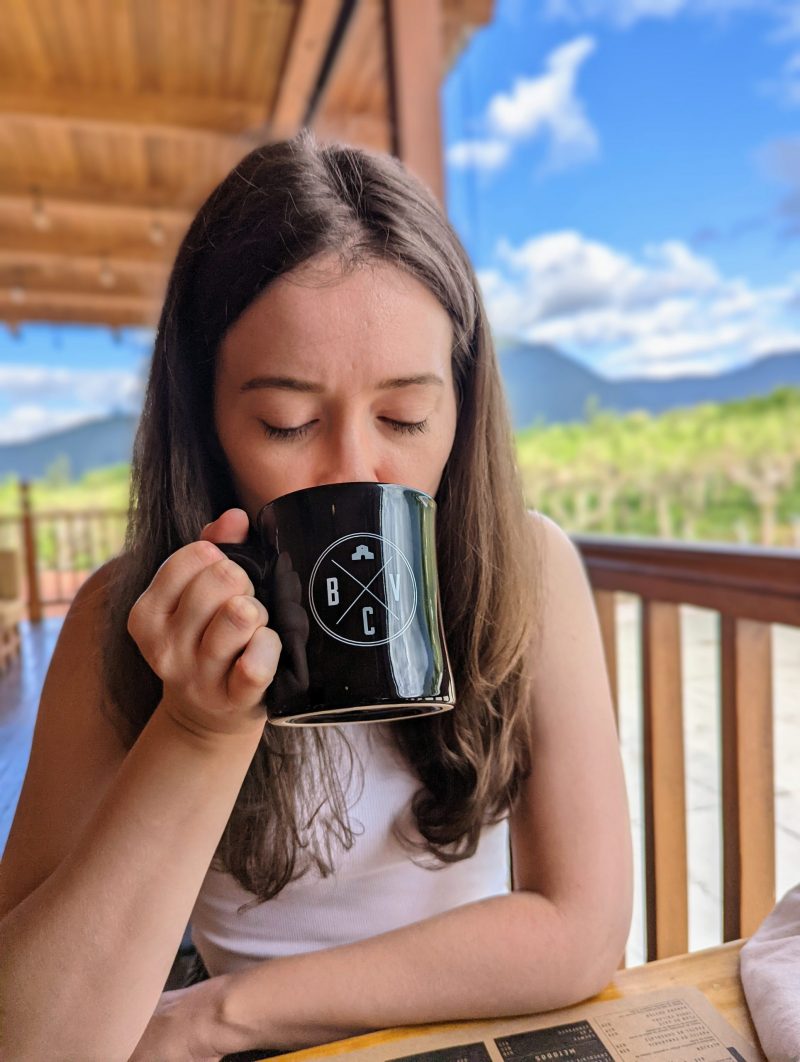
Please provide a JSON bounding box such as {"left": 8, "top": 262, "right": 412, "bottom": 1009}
{"left": 0, "top": 86, "right": 269, "bottom": 140}
{"left": 0, "top": 232, "right": 176, "bottom": 266}
{"left": 385, "top": 0, "right": 445, "bottom": 202}
{"left": 0, "top": 189, "right": 194, "bottom": 231}
{"left": 0, "top": 290, "right": 158, "bottom": 328}
{"left": 0, "top": 0, "right": 495, "bottom": 328}
{"left": 0, "top": 249, "right": 168, "bottom": 279}
{"left": 270, "top": 0, "right": 345, "bottom": 138}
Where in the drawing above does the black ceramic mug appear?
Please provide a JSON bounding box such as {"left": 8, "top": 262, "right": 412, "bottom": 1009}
{"left": 216, "top": 482, "right": 456, "bottom": 726}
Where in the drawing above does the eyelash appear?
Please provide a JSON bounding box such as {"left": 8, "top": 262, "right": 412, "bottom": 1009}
{"left": 259, "top": 418, "right": 430, "bottom": 441}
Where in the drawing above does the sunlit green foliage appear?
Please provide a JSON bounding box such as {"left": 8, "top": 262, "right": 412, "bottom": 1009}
{"left": 516, "top": 386, "right": 800, "bottom": 544}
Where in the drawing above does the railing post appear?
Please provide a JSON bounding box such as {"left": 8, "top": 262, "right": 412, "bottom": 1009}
{"left": 641, "top": 599, "right": 688, "bottom": 960}
{"left": 593, "top": 589, "right": 619, "bottom": 727}
{"left": 19, "top": 480, "right": 43, "bottom": 623}
{"left": 720, "top": 615, "right": 775, "bottom": 939}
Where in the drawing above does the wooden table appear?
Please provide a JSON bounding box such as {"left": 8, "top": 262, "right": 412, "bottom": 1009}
{"left": 266, "top": 939, "right": 764, "bottom": 1060}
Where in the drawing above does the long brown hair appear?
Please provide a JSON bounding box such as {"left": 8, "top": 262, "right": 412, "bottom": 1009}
{"left": 102, "top": 131, "right": 542, "bottom": 904}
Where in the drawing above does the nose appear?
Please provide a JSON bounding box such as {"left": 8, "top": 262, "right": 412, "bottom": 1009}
{"left": 313, "top": 420, "right": 380, "bottom": 486}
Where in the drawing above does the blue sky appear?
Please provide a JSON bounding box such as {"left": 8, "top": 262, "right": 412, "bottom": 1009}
{"left": 444, "top": 0, "right": 800, "bottom": 379}
{"left": 1, "top": 0, "right": 799, "bottom": 443}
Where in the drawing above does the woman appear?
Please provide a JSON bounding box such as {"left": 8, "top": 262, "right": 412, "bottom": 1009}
{"left": 0, "top": 132, "right": 632, "bottom": 1061}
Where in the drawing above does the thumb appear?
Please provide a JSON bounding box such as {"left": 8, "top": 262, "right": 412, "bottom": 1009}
{"left": 200, "top": 508, "right": 251, "bottom": 545}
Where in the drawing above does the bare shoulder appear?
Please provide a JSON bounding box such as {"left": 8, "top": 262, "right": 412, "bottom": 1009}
{"left": 521, "top": 511, "right": 606, "bottom": 719}
{"left": 525, "top": 509, "right": 590, "bottom": 614}
{"left": 0, "top": 556, "right": 130, "bottom": 920}
{"left": 526, "top": 509, "right": 583, "bottom": 567}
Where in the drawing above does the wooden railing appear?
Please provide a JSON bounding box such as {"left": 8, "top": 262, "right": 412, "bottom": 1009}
{"left": 0, "top": 482, "right": 127, "bottom": 620}
{"left": 573, "top": 534, "right": 800, "bottom": 963}
{"left": 1, "top": 484, "right": 794, "bottom": 963}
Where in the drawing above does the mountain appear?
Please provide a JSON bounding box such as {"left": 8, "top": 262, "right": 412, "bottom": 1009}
{"left": 1, "top": 345, "right": 799, "bottom": 479}
{"left": 0, "top": 412, "right": 139, "bottom": 481}
{"left": 496, "top": 342, "right": 800, "bottom": 428}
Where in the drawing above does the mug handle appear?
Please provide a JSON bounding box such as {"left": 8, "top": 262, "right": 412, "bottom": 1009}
{"left": 215, "top": 541, "right": 273, "bottom": 593}
{"left": 215, "top": 541, "right": 311, "bottom": 702}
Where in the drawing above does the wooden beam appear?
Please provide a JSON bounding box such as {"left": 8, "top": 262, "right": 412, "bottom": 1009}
{"left": 384, "top": 0, "right": 445, "bottom": 203}
{"left": 0, "top": 188, "right": 194, "bottom": 229}
{"left": 442, "top": 0, "right": 495, "bottom": 66}
{"left": 270, "top": 0, "right": 344, "bottom": 138}
{"left": 0, "top": 85, "right": 268, "bottom": 146}
{"left": 0, "top": 248, "right": 165, "bottom": 278}
{"left": 0, "top": 267, "right": 161, "bottom": 301}
{"left": 0, "top": 233, "right": 174, "bottom": 267}
{"left": 0, "top": 289, "right": 158, "bottom": 328}
{"left": 310, "top": 111, "right": 391, "bottom": 153}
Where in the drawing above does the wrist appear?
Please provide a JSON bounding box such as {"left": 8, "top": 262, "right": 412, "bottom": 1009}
{"left": 156, "top": 697, "right": 266, "bottom": 752}
{"left": 216, "top": 969, "right": 268, "bottom": 1055}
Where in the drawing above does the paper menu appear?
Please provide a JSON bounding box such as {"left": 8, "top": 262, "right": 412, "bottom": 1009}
{"left": 287, "top": 987, "right": 762, "bottom": 1062}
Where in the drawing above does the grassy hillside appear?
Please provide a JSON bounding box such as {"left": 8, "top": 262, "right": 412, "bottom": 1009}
{"left": 0, "top": 462, "right": 130, "bottom": 515}
{"left": 517, "top": 386, "right": 800, "bottom": 545}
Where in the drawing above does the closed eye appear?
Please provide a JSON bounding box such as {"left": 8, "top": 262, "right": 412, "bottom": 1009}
{"left": 259, "top": 418, "right": 429, "bottom": 440}
{"left": 385, "top": 418, "right": 429, "bottom": 436}
{"left": 259, "top": 420, "right": 315, "bottom": 440}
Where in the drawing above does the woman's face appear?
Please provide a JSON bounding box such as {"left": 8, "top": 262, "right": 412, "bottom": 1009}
{"left": 214, "top": 256, "right": 459, "bottom": 520}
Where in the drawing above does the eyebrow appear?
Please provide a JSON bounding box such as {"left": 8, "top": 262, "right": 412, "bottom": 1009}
{"left": 239, "top": 373, "right": 444, "bottom": 394}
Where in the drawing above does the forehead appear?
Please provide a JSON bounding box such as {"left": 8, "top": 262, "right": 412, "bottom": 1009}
{"left": 218, "top": 258, "right": 453, "bottom": 380}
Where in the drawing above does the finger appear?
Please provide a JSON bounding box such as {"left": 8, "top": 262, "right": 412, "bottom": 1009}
{"left": 133, "top": 540, "right": 226, "bottom": 620}
{"left": 196, "top": 593, "right": 269, "bottom": 681}
{"left": 227, "top": 624, "right": 282, "bottom": 706}
{"left": 200, "top": 508, "right": 251, "bottom": 545}
{"left": 170, "top": 557, "right": 257, "bottom": 657}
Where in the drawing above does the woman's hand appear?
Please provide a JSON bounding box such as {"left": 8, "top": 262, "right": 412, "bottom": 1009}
{"left": 127, "top": 508, "right": 283, "bottom": 740}
{"left": 128, "top": 976, "right": 241, "bottom": 1062}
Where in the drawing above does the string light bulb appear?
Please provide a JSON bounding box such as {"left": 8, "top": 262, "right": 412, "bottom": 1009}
{"left": 149, "top": 218, "right": 166, "bottom": 246}
{"left": 99, "top": 258, "right": 116, "bottom": 289}
{"left": 31, "top": 186, "right": 52, "bottom": 232}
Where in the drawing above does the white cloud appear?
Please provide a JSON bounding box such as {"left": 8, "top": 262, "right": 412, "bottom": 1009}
{"left": 0, "top": 365, "right": 143, "bottom": 443}
{"left": 480, "top": 229, "right": 800, "bottom": 377}
{"left": 446, "top": 36, "right": 598, "bottom": 174}
{"left": 447, "top": 139, "right": 511, "bottom": 171}
{"left": 0, "top": 365, "right": 141, "bottom": 408}
{"left": 0, "top": 405, "right": 101, "bottom": 445}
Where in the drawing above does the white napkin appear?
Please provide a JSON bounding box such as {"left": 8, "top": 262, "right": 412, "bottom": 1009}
{"left": 740, "top": 882, "right": 800, "bottom": 1062}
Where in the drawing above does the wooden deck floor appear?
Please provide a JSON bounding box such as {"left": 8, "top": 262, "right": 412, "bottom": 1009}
{"left": 0, "top": 618, "right": 61, "bottom": 855}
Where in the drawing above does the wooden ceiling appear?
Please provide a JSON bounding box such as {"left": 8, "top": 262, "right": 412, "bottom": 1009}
{"left": 0, "top": 0, "right": 493, "bottom": 329}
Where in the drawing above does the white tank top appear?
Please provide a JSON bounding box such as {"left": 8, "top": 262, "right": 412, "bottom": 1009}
{"left": 190, "top": 720, "right": 511, "bottom": 976}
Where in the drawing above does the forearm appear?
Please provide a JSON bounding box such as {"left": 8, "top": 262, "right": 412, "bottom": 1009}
{"left": 221, "top": 890, "right": 623, "bottom": 1054}
{"left": 0, "top": 702, "right": 262, "bottom": 1062}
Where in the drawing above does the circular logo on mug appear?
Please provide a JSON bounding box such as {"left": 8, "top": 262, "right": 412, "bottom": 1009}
{"left": 308, "top": 533, "right": 418, "bottom": 646}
